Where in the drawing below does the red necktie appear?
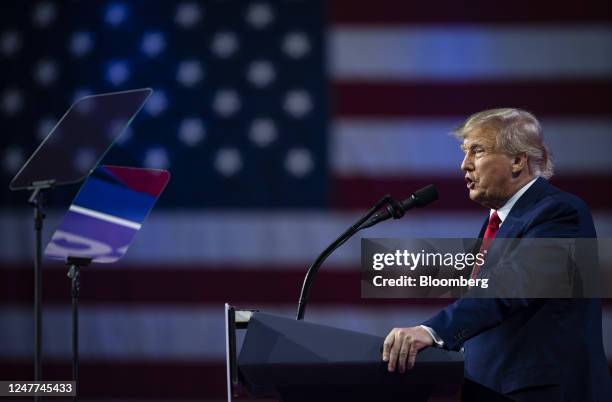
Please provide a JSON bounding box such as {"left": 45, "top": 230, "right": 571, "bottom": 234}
{"left": 470, "top": 210, "right": 501, "bottom": 279}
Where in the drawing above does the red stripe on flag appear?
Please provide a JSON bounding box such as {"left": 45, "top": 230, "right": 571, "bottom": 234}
{"left": 1, "top": 360, "right": 611, "bottom": 400}
{"left": 1, "top": 267, "right": 611, "bottom": 307}
{"left": 0, "top": 267, "right": 455, "bottom": 307}
{"left": 333, "top": 81, "right": 612, "bottom": 117}
{"left": 0, "top": 361, "right": 227, "bottom": 399}
{"left": 331, "top": 0, "right": 612, "bottom": 24}
{"left": 332, "top": 175, "right": 612, "bottom": 211}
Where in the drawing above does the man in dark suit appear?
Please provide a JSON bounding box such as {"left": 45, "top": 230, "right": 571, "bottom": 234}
{"left": 381, "top": 108, "right": 611, "bottom": 401}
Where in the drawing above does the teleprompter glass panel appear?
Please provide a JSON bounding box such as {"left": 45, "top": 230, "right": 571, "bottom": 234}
{"left": 10, "top": 88, "right": 152, "bottom": 190}
{"left": 44, "top": 165, "right": 170, "bottom": 263}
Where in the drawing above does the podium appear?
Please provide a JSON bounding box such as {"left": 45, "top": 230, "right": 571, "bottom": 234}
{"left": 227, "top": 307, "right": 464, "bottom": 402}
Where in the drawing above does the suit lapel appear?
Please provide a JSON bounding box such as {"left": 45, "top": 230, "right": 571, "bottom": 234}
{"left": 496, "top": 177, "right": 550, "bottom": 239}
{"left": 476, "top": 177, "right": 551, "bottom": 276}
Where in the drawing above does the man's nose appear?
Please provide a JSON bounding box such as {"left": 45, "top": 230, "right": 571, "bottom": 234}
{"left": 461, "top": 153, "right": 473, "bottom": 172}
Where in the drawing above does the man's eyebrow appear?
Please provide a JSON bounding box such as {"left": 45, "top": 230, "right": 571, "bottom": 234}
{"left": 460, "top": 143, "right": 484, "bottom": 151}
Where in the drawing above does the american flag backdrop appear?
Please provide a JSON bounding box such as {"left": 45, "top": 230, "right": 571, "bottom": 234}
{"left": 1, "top": 0, "right": 612, "bottom": 400}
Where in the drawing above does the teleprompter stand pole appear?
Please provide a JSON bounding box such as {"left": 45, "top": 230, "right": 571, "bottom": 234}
{"left": 28, "top": 180, "right": 54, "bottom": 402}
{"left": 66, "top": 256, "right": 92, "bottom": 402}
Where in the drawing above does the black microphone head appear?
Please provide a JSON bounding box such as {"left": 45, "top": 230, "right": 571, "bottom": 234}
{"left": 413, "top": 184, "right": 438, "bottom": 207}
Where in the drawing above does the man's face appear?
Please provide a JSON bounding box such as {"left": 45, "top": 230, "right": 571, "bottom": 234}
{"left": 461, "top": 128, "right": 515, "bottom": 209}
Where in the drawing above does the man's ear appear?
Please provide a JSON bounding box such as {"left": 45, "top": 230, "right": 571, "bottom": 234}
{"left": 511, "top": 153, "right": 528, "bottom": 174}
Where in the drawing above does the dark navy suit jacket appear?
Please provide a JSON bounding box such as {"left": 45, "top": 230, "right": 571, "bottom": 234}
{"left": 423, "top": 177, "right": 611, "bottom": 401}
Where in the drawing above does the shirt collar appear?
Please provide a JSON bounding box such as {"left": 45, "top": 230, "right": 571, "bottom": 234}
{"left": 491, "top": 177, "right": 538, "bottom": 224}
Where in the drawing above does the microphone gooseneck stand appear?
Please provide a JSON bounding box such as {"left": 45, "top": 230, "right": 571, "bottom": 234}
{"left": 296, "top": 195, "right": 400, "bottom": 320}
{"left": 296, "top": 184, "right": 439, "bottom": 321}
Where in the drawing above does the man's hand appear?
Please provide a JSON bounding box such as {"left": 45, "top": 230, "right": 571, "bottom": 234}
{"left": 382, "top": 326, "right": 433, "bottom": 373}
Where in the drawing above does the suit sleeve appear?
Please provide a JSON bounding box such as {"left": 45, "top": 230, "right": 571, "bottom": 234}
{"left": 422, "top": 199, "right": 583, "bottom": 351}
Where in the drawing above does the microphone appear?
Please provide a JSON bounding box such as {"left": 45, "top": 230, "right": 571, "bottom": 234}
{"left": 361, "top": 184, "right": 438, "bottom": 229}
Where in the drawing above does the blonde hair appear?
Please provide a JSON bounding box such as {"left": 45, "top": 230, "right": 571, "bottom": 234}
{"left": 454, "top": 108, "right": 554, "bottom": 179}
